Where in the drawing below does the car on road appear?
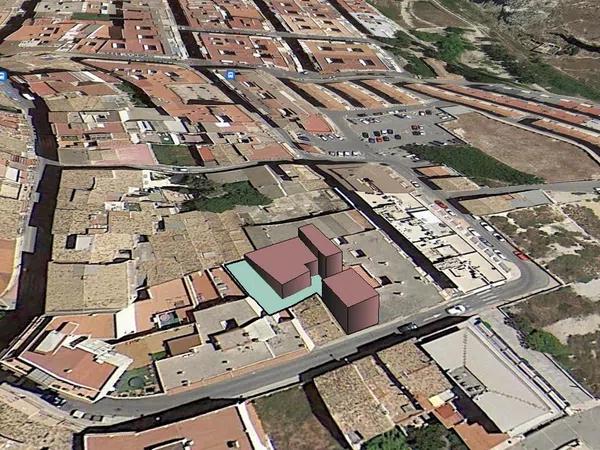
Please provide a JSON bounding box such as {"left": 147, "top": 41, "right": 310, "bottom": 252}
{"left": 446, "top": 304, "right": 466, "bottom": 315}
{"left": 480, "top": 239, "right": 492, "bottom": 247}
{"left": 41, "top": 393, "right": 66, "bottom": 408}
{"left": 494, "top": 249, "right": 507, "bottom": 260}
{"left": 398, "top": 322, "right": 418, "bottom": 333}
{"left": 468, "top": 227, "right": 481, "bottom": 237}
{"left": 594, "top": 187, "right": 600, "bottom": 194}
{"left": 480, "top": 220, "right": 494, "bottom": 232}
{"left": 514, "top": 250, "right": 529, "bottom": 261}
{"left": 493, "top": 232, "right": 505, "bottom": 242}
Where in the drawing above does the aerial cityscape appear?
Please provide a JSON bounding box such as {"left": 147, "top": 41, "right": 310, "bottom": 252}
{"left": 0, "top": 0, "right": 598, "bottom": 449}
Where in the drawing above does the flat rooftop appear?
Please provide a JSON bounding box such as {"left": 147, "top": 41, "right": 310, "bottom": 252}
{"left": 299, "top": 223, "right": 340, "bottom": 256}
{"left": 323, "top": 268, "right": 377, "bottom": 306}
{"left": 226, "top": 260, "right": 322, "bottom": 314}
{"left": 245, "top": 237, "right": 316, "bottom": 285}
{"left": 422, "top": 322, "right": 561, "bottom": 436}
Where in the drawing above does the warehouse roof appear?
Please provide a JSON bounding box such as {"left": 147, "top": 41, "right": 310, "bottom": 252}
{"left": 422, "top": 323, "right": 560, "bottom": 436}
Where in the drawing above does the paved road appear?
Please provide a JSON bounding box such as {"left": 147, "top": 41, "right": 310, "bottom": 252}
{"left": 511, "top": 404, "right": 600, "bottom": 450}
{"left": 60, "top": 247, "right": 554, "bottom": 417}
{"left": 178, "top": 26, "right": 377, "bottom": 44}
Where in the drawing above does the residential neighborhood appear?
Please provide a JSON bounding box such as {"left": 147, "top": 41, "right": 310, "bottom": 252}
{"left": 0, "top": 0, "right": 599, "bottom": 449}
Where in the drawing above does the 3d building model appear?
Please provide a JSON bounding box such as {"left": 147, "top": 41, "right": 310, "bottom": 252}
{"left": 244, "top": 224, "right": 379, "bottom": 334}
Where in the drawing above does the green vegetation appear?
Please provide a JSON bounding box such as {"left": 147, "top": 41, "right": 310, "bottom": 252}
{"left": 483, "top": 43, "right": 600, "bottom": 101}
{"left": 71, "top": 12, "right": 115, "bottom": 21}
{"left": 150, "top": 350, "right": 167, "bottom": 361}
{"left": 406, "top": 423, "right": 467, "bottom": 450}
{"left": 117, "top": 81, "right": 155, "bottom": 108}
{"left": 526, "top": 330, "right": 570, "bottom": 359}
{"left": 508, "top": 313, "right": 570, "bottom": 365}
{"left": 403, "top": 144, "right": 543, "bottom": 186}
{"left": 254, "top": 386, "right": 342, "bottom": 450}
{"left": 412, "top": 30, "right": 442, "bottom": 43}
{"left": 508, "top": 286, "right": 600, "bottom": 395}
{"left": 152, "top": 144, "right": 197, "bottom": 166}
{"left": 401, "top": 52, "right": 436, "bottom": 78}
{"left": 547, "top": 244, "right": 600, "bottom": 284}
{"left": 363, "top": 428, "right": 409, "bottom": 450}
{"left": 182, "top": 180, "right": 272, "bottom": 213}
{"left": 114, "top": 366, "right": 158, "bottom": 394}
{"left": 375, "top": 32, "right": 435, "bottom": 78}
{"left": 562, "top": 204, "right": 600, "bottom": 240}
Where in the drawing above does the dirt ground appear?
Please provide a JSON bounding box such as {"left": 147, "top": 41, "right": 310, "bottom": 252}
{"left": 508, "top": 287, "right": 600, "bottom": 396}
{"left": 253, "top": 386, "right": 343, "bottom": 450}
{"left": 447, "top": 113, "right": 600, "bottom": 182}
{"left": 411, "top": 1, "right": 469, "bottom": 28}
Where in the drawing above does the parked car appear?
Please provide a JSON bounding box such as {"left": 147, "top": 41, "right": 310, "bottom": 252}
{"left": 368, "top": 137, "right": 375, "bottom": 143}
{"left": 434, "top": 200, "right": 448, "bottom": 209}
{"left": 394, "top": 134, "right": 402, "bottom": 140}
{"left": 514, "top": 250, "right": 530, "bottom": 261}
{"left": 383, "top": 136, "right": 390, "bottom": 142}
{"left": 446, "top": 304, "right": 466, "bottom": 315}
{"left": 41, "top": 393, "right": 66, "bottom": 408}
{"left": 398, "top": 322, "right": 418, "bottom": 333}
{"left": 468, "top": 227, "right": 482, "bottom": 237}
{"left": 361, "top": 132, "right": 369, "bottom": 139}
{"left": 373, "top": 130, "right": 381, "bottom": 137}
{"left": 411, "top": 181, "right": 421, "bottom": 188}
{"left": 386, "top": 129, "right": 393, "bottom": 135}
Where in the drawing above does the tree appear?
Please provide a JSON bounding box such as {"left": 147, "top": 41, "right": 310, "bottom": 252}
{"left": 363, "top": 428, "right": 409, "bottom": 450}
{"left": 526, "top": 330, "right": 568, "bottom": 357}
{"left": 406, "top": 424, "right": 446, "bottom": 450}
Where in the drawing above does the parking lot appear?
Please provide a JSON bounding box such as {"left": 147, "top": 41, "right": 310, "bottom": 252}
{"left": 292, "top": 103, "right": 462, "bottom": 160}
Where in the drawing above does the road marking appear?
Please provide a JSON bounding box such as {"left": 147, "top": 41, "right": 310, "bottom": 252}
{"left": 422, "top": 313, "right": 442, "bottom": 322}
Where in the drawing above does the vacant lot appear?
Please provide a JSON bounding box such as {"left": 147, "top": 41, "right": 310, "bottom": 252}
{"left": 405, "top": 143, "right": 542, "bottom": 186}
{"left": 507, "top": 287, "right": 600, "bottom": 396}
{"left": 411, "top": 1, "right": 468, "bottom": 27}
{"left": 152, "top": 144, "right": 197, "bottom": 166}
{"left": 490, "top": 204, "right": 600, "bottom": 283}
{"left": 253, "top": 386, "right": 343, "bottom": 450}
{"left": 446, "top": 113, "right": 600, "bottom": 182}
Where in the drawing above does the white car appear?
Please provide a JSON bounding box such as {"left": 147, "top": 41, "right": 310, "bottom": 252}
{"left": 468, "top": 227, "right": 481, "bottom": 237}
{"left": 446, "top": 304, "right": 467, "bottom": 315}
{"left": 411, "top": 181, "right": 421, "bottom": 188}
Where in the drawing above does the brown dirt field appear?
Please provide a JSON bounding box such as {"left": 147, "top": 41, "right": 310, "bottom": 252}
{"left": 411, "top": 1, "right": 469, "bottom": 28}
{"left": 545, "top": 56, "right": 600, "bottom": 85}
{"left": 254, "top": 386, "right": 343, "bottom": 450}
{"left": 446, "top": 113, "right": 600, "bottom": 182}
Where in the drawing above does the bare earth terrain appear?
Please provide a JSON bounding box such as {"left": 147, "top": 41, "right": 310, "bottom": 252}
{"left": 447, "top": 113, "right": 600, "bottom": 182}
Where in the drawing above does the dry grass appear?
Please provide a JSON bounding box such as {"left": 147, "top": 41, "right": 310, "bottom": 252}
{"left": 446, "top": 113, "right": 600, "bottom": 182}
{"left": 253, "top": 386, "right": 343, "bottom": 450}
{"left": 411, "top": 1, "right": 468, "bottom": 27}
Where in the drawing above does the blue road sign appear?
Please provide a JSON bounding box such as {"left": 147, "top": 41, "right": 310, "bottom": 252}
{"left": 225, "top": 70, "right": 236, "bottom": 81}
{"left": 0, "top": 71, "right": 7, "bottom": 82}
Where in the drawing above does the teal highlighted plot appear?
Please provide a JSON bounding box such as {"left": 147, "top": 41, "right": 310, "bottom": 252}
{"left": 226, "top": 260, "right": 321, "bottom": 315}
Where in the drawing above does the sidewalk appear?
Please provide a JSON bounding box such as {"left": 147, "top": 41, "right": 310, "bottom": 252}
{"left": 480, "top": 309, "right": 596, "bottom": 410}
